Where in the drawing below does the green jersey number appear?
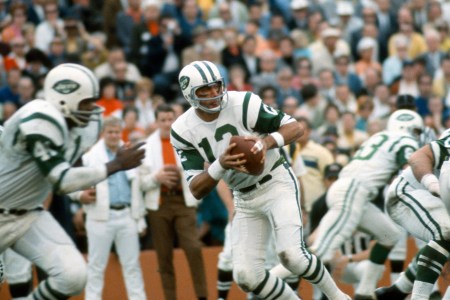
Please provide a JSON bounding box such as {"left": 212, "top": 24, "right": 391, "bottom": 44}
{"left": 197, "top": 124, "right": 239, "bottom": 162}
{"left": 353, "top": 134, "right": 388, "bottom": 160}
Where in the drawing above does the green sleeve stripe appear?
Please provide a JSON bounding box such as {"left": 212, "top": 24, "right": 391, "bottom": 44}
{"left": 242, "top": 91, "right": 252, "bottom": 130}
{"left": 396, "top": 145, "right": 416, "bottom": 167}
{"left": 21, "top": 113, "right": 65, "bottom": 139}
{"left": 25, "top": 134, "right": 66, "bottom": 176}
{"left": 180, "top": 149, "right": 205, "bottom": 171}
{"left": 388, "top": 136, "right": 417, "bottom": 152}
{"left": 436, "top": 143, "right": 447, "bottom": 169}
{"left": 69, "top": 136, "right": 81, "bottom": 164}
{"left": 201, "top": 61, "right": 217, "bottom": 81}
{"left": 171, "top": 128, "right": 194, "bottom": 148}
{"left": 193, "top": 63, "right": 208, "bottom": 84}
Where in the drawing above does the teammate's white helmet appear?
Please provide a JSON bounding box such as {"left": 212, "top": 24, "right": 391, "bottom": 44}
{"left": 178, "top": 60, "right": 228, "bottom": 113}
{"left": 387, "top": 109, "right": 424, "bottom": 139}
{"left": 44, "top": 63, "right": 102, "bottom": 126}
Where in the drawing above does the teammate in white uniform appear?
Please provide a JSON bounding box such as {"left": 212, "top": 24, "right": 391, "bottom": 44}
{"left": 171, "top": 60, "right": 350, "bottom": 300}
{"left": 375, "top": 128, "right": 450, "bottom": 300}
{"left": 309, "top": 109, "right": 424, "bottom": 300}
{"left": 0, "top": 63, "right": 145, "bottom": 299}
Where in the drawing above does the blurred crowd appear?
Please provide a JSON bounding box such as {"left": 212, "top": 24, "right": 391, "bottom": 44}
{"left": 1, "top": 0, "right": 450, "bottom": 247}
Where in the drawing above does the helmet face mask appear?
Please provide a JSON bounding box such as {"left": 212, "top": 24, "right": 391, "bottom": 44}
{"left": 179, "top": 61, "right": 228, "bottom": 114}
{"left": 44, "top": 64, "right": 103, "bottom": 127}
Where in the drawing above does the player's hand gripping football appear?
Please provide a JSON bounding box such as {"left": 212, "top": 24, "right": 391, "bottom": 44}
{"left": 219, "top": 143, "right": 248, "bottom": 173}
{"left": 247, "top": 136, "right": 266, "bottom": 164}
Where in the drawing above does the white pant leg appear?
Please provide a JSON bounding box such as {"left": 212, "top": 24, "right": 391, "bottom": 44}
{"left": 4, "top": 249, "right": 32, "bottom": 284}
{"left": 113, "top": 209, "right": 146, "bottom": 300}
{"left": 12, "top": 211, "right": 86, "bottom": 297}
{"left": 218, "top": 223, "right": 233, "bottom": 271}
{"left": 311, "top": 178, "right": 370, "bottom": 262}
{"left": 341, "top": 260, "right": 371, "bottom": 285}
{"left": 85, "top": 216, "right": 116, "bottom": 300}
{"left": 387, "top": 178, "right": 450, "bottom": 242}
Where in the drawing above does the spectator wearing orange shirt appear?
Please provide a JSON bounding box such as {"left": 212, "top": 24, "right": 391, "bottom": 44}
{"left": 121, "top": 106, "right": 145, "bottom": 144}
{"left": 96, "top": 77, "right": 123, "bottom": 118}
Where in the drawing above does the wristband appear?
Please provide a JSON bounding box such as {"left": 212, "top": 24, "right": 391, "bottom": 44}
{"left": 270, "top": 132, "right": 285, "bottom": 148}
{"left": 421, "top": 174, "right": 439, "bottom": 189}
{"left": 208, "top": 160, "right": 226, "bottom": 181}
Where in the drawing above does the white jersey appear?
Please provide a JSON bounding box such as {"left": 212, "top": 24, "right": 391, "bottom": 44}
{"left": 339, "top": 131, "right": 419, "bottom": 194}
{"left": 0, "top": 100, "right": 101, "bottom": 209}
{"left": 171, "top": 91, "right": 294, "bottom": 191}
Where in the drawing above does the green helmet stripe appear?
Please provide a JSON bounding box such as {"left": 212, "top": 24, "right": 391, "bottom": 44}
{"left": 193, "top": 63, "right": 208, "bottom": 84}
{"left": 201, "top": 61, "right": 217, "bottom": 81}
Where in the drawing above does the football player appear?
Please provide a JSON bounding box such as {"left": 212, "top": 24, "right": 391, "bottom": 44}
{"left": 0, "top": 63, "right": 145, "bottom": 299}
{"left": 171, "top": 60, "right": 350, "bottom": 300}
{"left": 309, "top": 109, "right": 424, "bottom": 299}
{"left": 375, "top": 128, "right": 450, "bottom": 300}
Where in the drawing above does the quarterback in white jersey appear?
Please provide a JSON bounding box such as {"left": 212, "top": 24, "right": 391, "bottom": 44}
{"left": 376, "top": 128, "right": 450, "bottom": 300}
{"left": 0, "top": 64, "right": 145, "bottom": 300}
{"left": 172, "top": 60, "right": 350, "bottom": 300}
{"left": 310, "top": 109, "right": 424, "bottom": 300}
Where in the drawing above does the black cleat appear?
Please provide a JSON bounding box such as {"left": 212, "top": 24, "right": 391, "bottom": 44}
{"left": 374, "top": 285, "right": 408, "bottom": 300}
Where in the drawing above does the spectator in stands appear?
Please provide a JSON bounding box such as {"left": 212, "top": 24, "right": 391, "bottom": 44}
{"left": 371, "top": 84, "right": 392, "bottom": 120}
{"left": 333, "top": 84, "right": 357, "bottom": 114}
{"left": 35, "top": 1, "right": 64, "bottom": 53}
{"left": 121, "top": 106, "right": 145, "bottom": 143}
{"left": 139, "top": 104, "right": 208, "bottom": 300}
{"left": 221, "top": 27, "right": 245, "bottom": 70}
{"left": 240, "top": 35, "right": 259, "bottom": 78}
{"left": 335, "top": 1, "right": 362, "bottom": 44}
{"left": 96, "top": 77, "right": 123, "bottom": 118}
{"left": 95, "top": 47, "right": 142, "bottom": 82}
{"left": 355, "top": 95, "right": 375, "bottom": 132}
{"left": 316, "top": 103, "right": 342, "bottom": 138}
{"left": 393, "top": 60, "right": 420, "bottom": 98}
{"left": 291, "top": 57, "right": 319, "bottom": 90}
{"left": 2, "top": 3, "right": 28, "bottom": 44}
{"left": 388, "top": 7, "right": 427, "bottom": 59}
{"left": 337, "top": 111, "right": 368, "bottom": 156}
{"left": 425, "top": 96, "right": 446, "bottom": 135}
{"left": 310, "top": 26, "right": 350, "bottom": 75}
{"left": 81, "top": 34, "right": 109, "bottom": 70}
{"left": 277, "top": 35, "right": 296, "bottom": 71}
{"left": 208, "top": 0, "right": 248, "bottom": 31}
{"left": 250, "top": 49, "right": 278, "bottom": 93}
{"left": 432, "top": 54, "right": 450, "bottom": 103}
{"left": 23, "top": 48, "right": 51, "bottom": 88}
{"left": 287, "top": 0, "right": 309, "bottom": 31}
{"left": 434, "top": 19, "right": 450, "bottom": 52}
{"left": 4, "top": 36, "right": 28, "bottom": 71}
{"left": 420, "top": 29, "right": 445, "bottom": 77}
{"left": 297, "top": 116, "right": 335, "bottom": 215}
{"left": 205, "top": 18, "right": 225, "bottom": 53}
{"left": 63, "top": 16, "right": 89, "bottom": 63}
{"left": 116, "top": 0, "right": 142, "bottom": 56}
{"left": 333, "top": 53, "right": 363, "bottom": 95}
{"left": 177, "top": 0, "right": 206, "bottom": 41}
{"left": 134, "top": 77, "right": 162, "bottom": 136}
{"left": 112, "top": 61, "right": 136, "bottom": 104}
{"left": 181, "top": 24, "right": 208, "bottom": 66}
{"left": 259, "top": 85, "right": 278, "bottom": 108}
{"left": 318, "top": 68, "right": 336, "bottom": 103}
{"left": 275, "top": 66, "right": 299, "bottom": 107}
{"left": 227, "top": 64, "right": 252, "bottom": 92}
{"left": 82, "top": 116, "right": 147, "bottom": 300}
{"left": 355, "top": 37, "right": 382, "bottom": 78}
{"left": 382, "top": 34, "right": 410, "bottom": 86}
{"left": 416, "top": 74, "right": 433, "bottom": 117}
{"left": 16, "top": 76, "right": 36, "bottom": 108}
{"left": 0, "top": 68, "right": 21, "bottom": 109}
{"left": 297, "top": 83, "right": 327, "bottom": 129}
{"left": 47, "top": 36, "right": 68, "bottom": 66}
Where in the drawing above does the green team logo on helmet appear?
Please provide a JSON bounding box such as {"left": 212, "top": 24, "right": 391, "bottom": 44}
{"left": 179, "top": 76, "right": 190, "bottom": 90}
{"left": 52, "top": 80, "right": 80, "bottom": 95}
{"left": 397, "top": 113, "right": 415, "bottom": 121}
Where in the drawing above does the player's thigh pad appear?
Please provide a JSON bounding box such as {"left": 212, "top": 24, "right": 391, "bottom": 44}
{"left": 12, "top": 211, "right": 87, "bottom": 294}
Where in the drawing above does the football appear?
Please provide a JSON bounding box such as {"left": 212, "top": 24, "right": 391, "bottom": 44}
{"left": 229, "top": 136, "right": 264, "bottom": 176}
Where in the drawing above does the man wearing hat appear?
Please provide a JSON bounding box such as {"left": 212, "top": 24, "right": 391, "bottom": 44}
{"left": 309, "top": 26, "right": 351, "bottom": 75}
{"left": 288, "top": 0, "right": 309, "bottom": 31}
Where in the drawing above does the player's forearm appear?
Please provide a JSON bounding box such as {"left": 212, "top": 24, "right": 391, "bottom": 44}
{"left": 49, "top": 164, "right": 107, "bottom": 194}
{"left": 263, "top": 121, "right": 303, "bottom": 150}
{"left": 409, "top": 145, "right": 435, "bottom": 182}
{"left": 189, "top": 172, "right": 219, "bottom": 199}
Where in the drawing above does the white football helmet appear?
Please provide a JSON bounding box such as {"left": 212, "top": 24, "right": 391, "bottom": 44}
{"left": 44, "top": 63, "right": 103, "bottom": 127}
{"left": 178, "top": 60, "right": 228, "bottom": 113}
{"left": 387, "top": 109, "right": 424, "bottom": 140}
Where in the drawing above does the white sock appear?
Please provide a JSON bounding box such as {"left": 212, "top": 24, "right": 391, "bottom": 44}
{"left": 390, "top": 272, "right": 400, "bottom": 284}
{"left": 395, "top": 272, "right": 414, "bottom": 293}
{"left": 355, "top": 262, "right": 384, "bottom": 295}
{"left": 443, "top": 286, "right": 450, "bottom": 300}
{"left": 269, "top": 263, "right": 293, "bottom": 279}
{"left": 411, "top": 281, "right": 434, "bottom": 300}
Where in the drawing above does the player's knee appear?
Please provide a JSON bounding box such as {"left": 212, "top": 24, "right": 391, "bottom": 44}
{"left": 279, "top": 247, "right": 311, "bottom": 275}
{"left": 54, "top": 253, "right": 87, "bottom": 295}
{"left": 233, "top": 266, "right": 264, "bottom": 292}
{"left": 378, "top": 225, "right": 402, "bottom": 247}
